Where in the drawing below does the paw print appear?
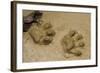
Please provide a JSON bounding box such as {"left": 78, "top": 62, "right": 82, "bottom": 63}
{"left": 61, "top": 30, "right": 85, "bottom": 58}
{"left": 29, "top": 21, "right": 56, "bottom": 45}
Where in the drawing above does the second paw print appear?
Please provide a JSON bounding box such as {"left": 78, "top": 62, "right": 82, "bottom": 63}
{"left": 61, "top": 30, "right": 85, "bottom": 58}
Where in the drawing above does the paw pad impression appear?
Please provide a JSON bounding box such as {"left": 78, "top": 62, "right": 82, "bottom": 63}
{"left": 61, "top": 30, "right": 85, "bottom": 58}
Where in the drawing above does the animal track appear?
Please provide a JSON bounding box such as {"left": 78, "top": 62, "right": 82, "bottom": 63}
{"left": 29, "top": 21, "right": 56, "bottom": 45}
{"left": 61, "top": 30, "right": 85, "bottom": 58}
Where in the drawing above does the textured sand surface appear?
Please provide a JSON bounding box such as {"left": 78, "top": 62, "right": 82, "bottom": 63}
{"left": 23, "top": 10, "right": 91, "bottom": 62}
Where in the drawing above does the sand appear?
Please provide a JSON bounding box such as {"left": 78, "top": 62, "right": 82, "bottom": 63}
{"left": 23, "top": 10, "right": 91, "bottom": 62}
